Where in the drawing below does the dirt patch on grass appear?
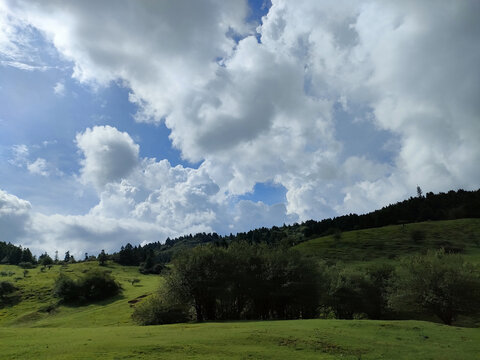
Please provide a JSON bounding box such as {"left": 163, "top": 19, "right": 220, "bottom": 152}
{"left": 277, "top": 335, "right": 366, "bottom": 357}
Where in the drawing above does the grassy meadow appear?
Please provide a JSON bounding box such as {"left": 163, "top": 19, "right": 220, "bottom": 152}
{"left": 1, "top": 319, "right": 480, "bottom": 360}
{"left": 295, "top": 218, "right": 480, "bottom": 264}
{"left": 1, "top": 218, "right": 480, "bottom": 359}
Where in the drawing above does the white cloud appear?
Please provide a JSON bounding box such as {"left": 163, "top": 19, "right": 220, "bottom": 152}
{"left": 53, "top": 81, "right": 65, "bottom": 96}
{"left": 8, "top": 145, "right": 60, "bottom": 177}
{"left": 0, "top": 189, "right": 31, "bottom": 242}
{"left": 0, "top": 125, "right": 294, "bottom": 257}
{"left": 0, "top": 2, "right": 54, "bottom": 71}
{"left": 8, "top": 144, "right": 29, "bottom": 167}
{"left": 232, "top": 200, "right": 297, "bottom": 233}
{"left": 27, "top": 157, "right": 49, "bottom": 176}
{"left": 75, "top": 125, "right": 139, "bottom": 189}
{"left": 1, "top": 0, "right": 479, "bottom": 254}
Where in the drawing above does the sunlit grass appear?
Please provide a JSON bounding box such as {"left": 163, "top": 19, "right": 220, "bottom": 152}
{"left": 295, "top": 218, "right": 480, "bottom": 264}
{"left": 1, "top": 319, "right": 479, "bottom": 359}
{"left": 0, "top": 261, "right": 161, "bottom": 327}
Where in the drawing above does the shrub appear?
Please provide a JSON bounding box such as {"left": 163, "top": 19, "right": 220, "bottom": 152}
{"left": 0, "top": 281, "right": 17, "bottom": 297}
{"left": 132, "top": 294, "right": 190, "bottom": 325}
{"left": 140, "top": 263, "right": 165, "bottom": 274}
{"left": 322, "top": 266, "right": 371, "bottom": 319}
{"left": 129, "top": 278, "right": 140, "bottom": 286}
{"left": 410, "top": 230, "right": 426, "bottom": 243}
{"left": 53, "top": 270, "right": 121, "bottom": 303}
{"left": 53, "top": 274, "right": 79, "bottom": 302}
{"left": 0, "top": 281, "right": 19, "bottom": 306}
{"left": 81, "top": 271, "right": 121, "bottom": 301}
{"left": 389, "top": 250, "right": 480, "bottom": 325}
{"left": 18, "top": 262, "right": 35, "bottom": 269}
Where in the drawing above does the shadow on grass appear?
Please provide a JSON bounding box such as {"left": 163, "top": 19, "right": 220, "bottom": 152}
{"left": 60, "top": 293, "right": 126, "bottom": 308}
{"left": 0, "top": 293, "right": 22, "bottom": 309}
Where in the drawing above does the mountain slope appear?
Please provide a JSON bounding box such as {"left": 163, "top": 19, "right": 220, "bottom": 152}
{"left": 295, "top": 218, "right": 480, "bottom": 264}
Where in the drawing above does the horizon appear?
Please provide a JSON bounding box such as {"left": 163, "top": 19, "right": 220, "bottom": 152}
{"left": 1, "top": 0, "right": 479, "bottom": 257}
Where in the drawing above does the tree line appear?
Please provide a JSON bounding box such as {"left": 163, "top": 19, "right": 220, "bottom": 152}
{"left": 132, "top": 243, "right": 480, "bottom": 326}
{"left": 1, "top": 188, "right": 478, "bottom": 267}
{"left": 303, "top": 188, "right": 480, "bottom": 238}
{"left": 119, "top": 188, "right": 480, "bottom": 266}
{"left": 0, "top": 242, "right": 35, "bottom": 265}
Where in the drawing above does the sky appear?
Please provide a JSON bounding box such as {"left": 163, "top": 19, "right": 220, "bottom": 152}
{"left": 0, "top": 0, "right": 479, "bottom": 257}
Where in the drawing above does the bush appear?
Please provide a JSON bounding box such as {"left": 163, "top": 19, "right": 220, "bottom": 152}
{"left": 0, "top": 281, "right": 17, "bottom": 297}
{"left": 139, "top": 263, "right": 165, "bottom": 275}
{"left": 81, "top": 271, "right": 121, "bottom": 301}
{"left": 132, "top": 294, "right": 190, "bottom": 325}
{"left": 53, "top": 270, "right": 122, "bottom": 303}
{"left": 389, "top": 250, "right": 480, "bottom": 325}
{"left": 53, "top": 274, "right": 79, "bottom": 302}
{"left": 0, "top": 281, "right": 19, "bottom": 307}
{"left": 18, "top": 262, "right": 35, "bottom": 269}
{"left": 322, "top": 266, "right": 371, "bottom": 319}
{"left": 410, "top": 230, "right": 426, "bottom": 243}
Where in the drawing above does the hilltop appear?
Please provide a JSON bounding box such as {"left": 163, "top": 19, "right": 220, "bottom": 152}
{"left": 295, "top": 218, "right": 480, "bottom": 264}
{"left": 112, "top": 188, "right": 480, "bottom": 266}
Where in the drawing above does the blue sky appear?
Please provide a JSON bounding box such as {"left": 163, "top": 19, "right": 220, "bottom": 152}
{"left": 0, "top": 0, "right": 479, "bottom": 256}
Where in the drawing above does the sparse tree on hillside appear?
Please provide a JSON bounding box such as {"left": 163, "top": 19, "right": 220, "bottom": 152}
{"left": 417, "top": 185, "right": 423, "bottom": 198}
{"left": 98, "top": 250, "right": 107, "bottom": 266}
{"left": 39, "top": 253, "right": 53, "bottom": 266}
{"left": 130, "top": 278, "right": 140, "bottom": 286}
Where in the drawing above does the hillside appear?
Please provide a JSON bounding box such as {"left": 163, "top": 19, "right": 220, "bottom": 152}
{"left": 1, "top": 218, "right": 479, "bottom": 329}
{"left": 2, "top": 219, "right": 480, "bottom": 359}
{"left": 295, "top": 218, "right": 480, "bottom": 264}
{"left": 111, "top": 188, "right": 480, "bottom": 266}
{"left": 0, "top": 262, "right": 159, "bottom": 327}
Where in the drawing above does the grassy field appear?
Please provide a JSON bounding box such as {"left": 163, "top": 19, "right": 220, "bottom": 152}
{"left": 1, "top": 319, "right": 480, "bottom": 359}
{"left": 295, "top": 218, "right": 480, "bottom": 264}
{"left": 0, "top": 261, "right": 160, "bottom": 327}
{"left": 1, "top": 218, "right": 480, "bottom": 359}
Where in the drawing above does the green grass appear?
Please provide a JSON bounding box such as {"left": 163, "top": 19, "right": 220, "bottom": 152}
{"left": 295, "top": 218, "right": 480, "bottom": 264}
{"left": 1, "top": 319, "right": 479, "bottom": 359}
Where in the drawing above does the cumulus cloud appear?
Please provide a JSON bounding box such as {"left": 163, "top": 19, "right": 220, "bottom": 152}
{"left": 8, "top": 145, "right": 60, "bottom": 177}
{"left": 1, "top": 0, "right": 479, "bottom": 255}
{"left": 0, "top": 125, "right": 293, "bottom": 256}
{"left": 0, "top": 189, "right": 31, "bottom": 242}
{"left": 76, "top": 125, "right": 139, "bottom": 189}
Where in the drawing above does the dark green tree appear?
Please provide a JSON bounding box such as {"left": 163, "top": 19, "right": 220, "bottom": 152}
{"left": 98, "top": 250, "right": 107, "bottom": 266}
{"left": 389, "top": 250, "right": 480, "bottom": 325}
{"left": 417, "top": 185, "right": 423, "bottom": 198}
{"left": 39, "top": 253, "right": 53, "bottom": 266}
{"left": 322, "top": 266, "right": 370, "bottom": 319}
